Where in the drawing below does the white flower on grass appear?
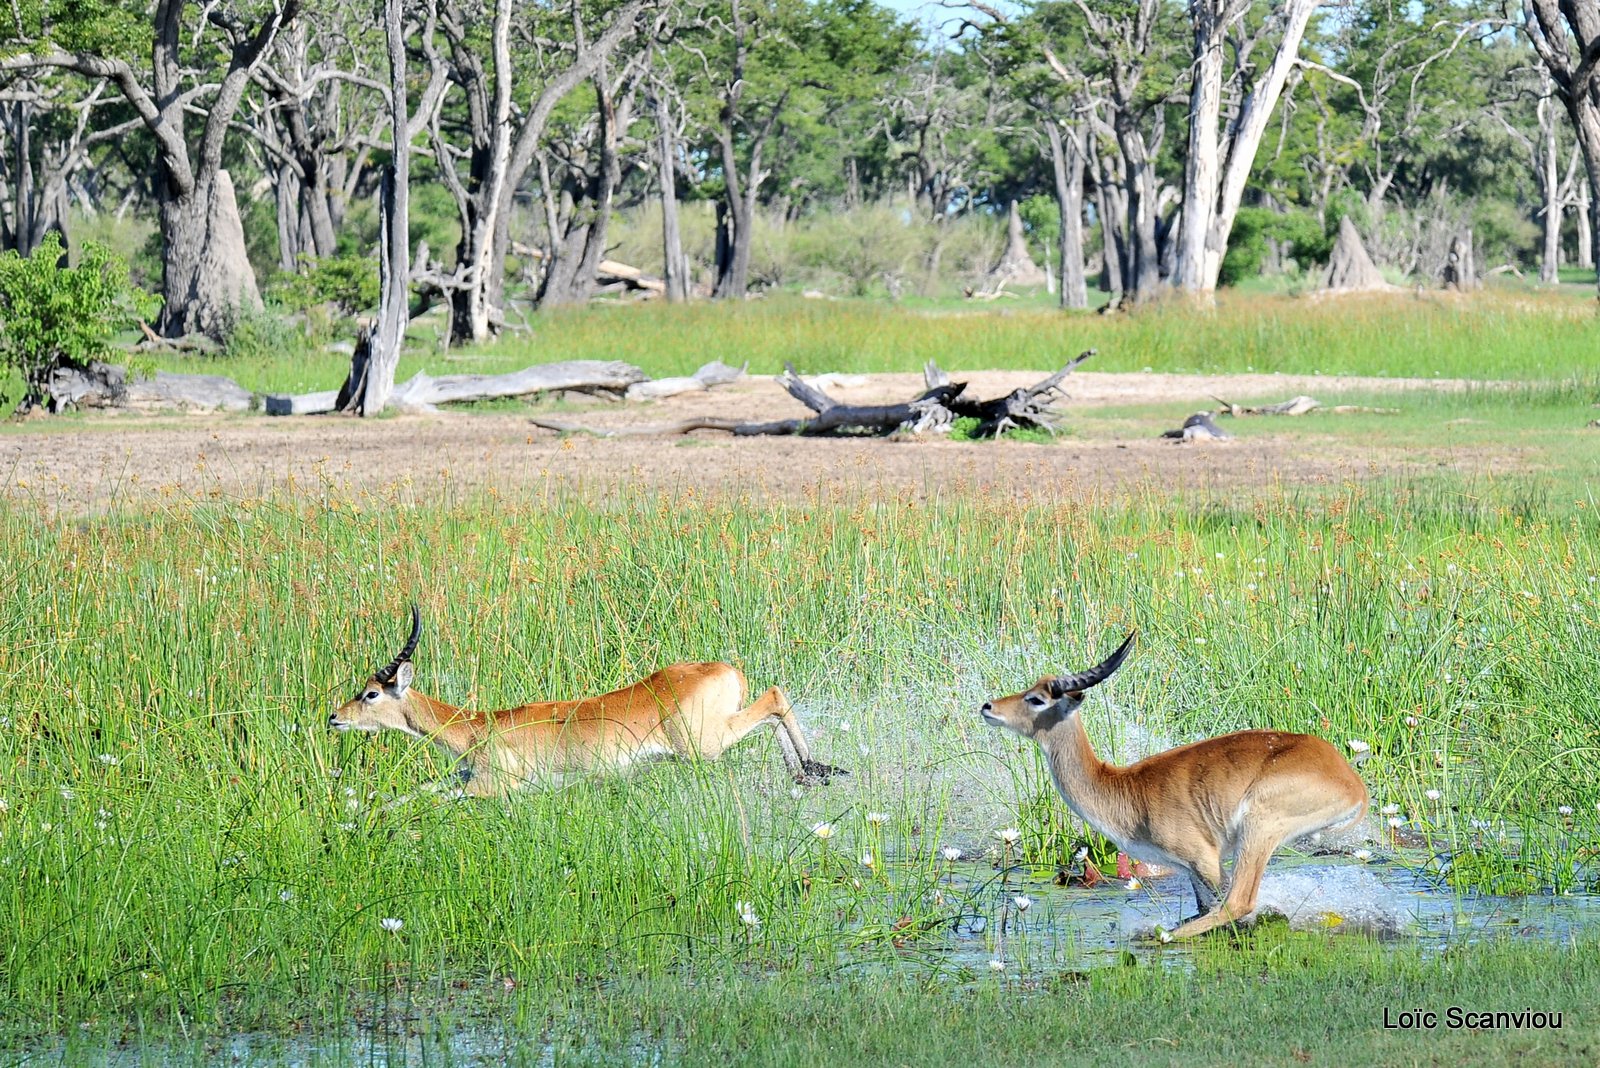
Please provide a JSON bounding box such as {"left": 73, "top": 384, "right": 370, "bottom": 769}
{"left": 380, "top": 917, "right": 403, "bottom": 933}
{"left": 1425, "top": 790, "right": 1442, "bottom": 801}
{"left": 0, "top": 798, "right": 8, "bottom": 814}
{"left": 837, "top": 721, "right": 852, "bottom": 733}
{"left": 996, "top": 828, "right": 1021, "bottom": 845}
{"left": 59, "top": 788, "right": 75, "bottom": 801}
{"left": 1385, "top": 817, "right": 1404, "bottom": 829}
{"left": 789, "top": 787, "right": 804, "bottom": 801}
{"left": 940, "top": 846, "right": 962, "bottom": 862}
{"left": 1346, "top": 740, "right": 1370, "bottom": 754}
{"left": 859, "top": 853, "right": 875, "bottom": 869}
{"left": 988, "top": 959, "right": 1005, "bottom": 972}
{"left": 1404, "top": 716, "right": 1419, "bottom": 728}
{"left": 1157, "top": 928, "right": 1174, "bottom": 944}
{"left": 1126, "top": 877, "right": 1142, "bottom": 890}
{"left": 96, "top": 754, "right": 119, "bottom": 767}
{"left": 810, "top": 822, "right": 836, "bottom": 841}
{"left": 1352, "top": 849, "right": 1373, "bottom": 863}
{"left": 1073, "top": 846, "right": 1089, "bottom": 862}
{"left": 279, "top": 889, "right": 295, "bottom": 903}
{"left": 1012, "top": 895, "right": 1032, "bottom": 912}
{"left": 40, "top": 822, "right": 52, "bottom": 833}
{"left": 865, "top": 811, "right": 889, "bottom": 827}
{"left": 1558, "top": 806, "right": 1575, "bottom": 816}
{"left": 1470, "top": 819, "right": 1492, "bottom": 831}
{"left": 1380, "top": 803, "right": 1400, "bottom": 815}
{"left": 735, "top": 901, "right": 760, "bottom": 928}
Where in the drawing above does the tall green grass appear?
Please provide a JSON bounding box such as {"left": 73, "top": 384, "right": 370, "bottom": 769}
{"left": 151, "top": 292, "right": 1600, "bottom": 395}
{"left": 1, "top": 481, "right": 1598, "bottom": 1043}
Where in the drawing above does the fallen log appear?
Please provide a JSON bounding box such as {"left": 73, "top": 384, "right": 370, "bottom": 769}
{"left": 265, "top": 359, "right": 649, "bottom": 415}
{"left": 530, "top": 417, "right": 746, "bottom": 437}
{"left": 48, "top": 361, "right": 254, "bottom": 413}
{"left": 1210, "top": 394, "right": 1400, "bottom": 417}
{"left": 528, "top": 353, "right": 1095, "bottom": 439}
{"left": 929, "top": 351, "right": 1095, "bottom": 437}
{"left": 624, "top": 360, "right": 747, "bottom": 401}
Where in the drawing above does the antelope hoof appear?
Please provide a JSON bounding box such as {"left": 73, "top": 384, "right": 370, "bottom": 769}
{"left": 797, "top": 760, "right": 848, "bottom": 785}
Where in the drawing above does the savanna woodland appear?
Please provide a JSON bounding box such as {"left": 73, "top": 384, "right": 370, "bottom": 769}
{"left": 2, "top": 0, "right": 1600, "bottom": 1064}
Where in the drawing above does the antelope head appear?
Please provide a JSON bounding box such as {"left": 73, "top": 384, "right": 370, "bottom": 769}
{"left": 330, "top": 605, "right": 422, "bottom": 734}
{"left": 979, "top": 631, "right": 1136, "bottom": 738}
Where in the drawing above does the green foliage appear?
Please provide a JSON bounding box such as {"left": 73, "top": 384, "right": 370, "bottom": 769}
{"left": 0, "top": 233, "right": 160, "bottom": 409}
{"left": 268, "top": 255, "right": 380, "bottom": 318}
{"left": 219, "top": 303, "right": 317, "bottom": 364}
{"left": 1220, "top": 208, "right": 1335, "bottom": 286}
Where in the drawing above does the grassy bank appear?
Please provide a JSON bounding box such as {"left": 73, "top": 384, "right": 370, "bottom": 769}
{"left": 2, "top": 481, "right": 1598, "bottom": 1047}
{"left": 153, "top": 292, "right": 1600, "bottom": 395}
{"left": 37, "top": 935, "right": 1600, "bottom": 1065}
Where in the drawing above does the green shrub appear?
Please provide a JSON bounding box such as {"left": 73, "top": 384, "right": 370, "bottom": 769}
{"left": 0, "top": 233, "right": 160, "bottom": 411}
{"left": 268, "top": 253, "right": 380, "bottom": 317}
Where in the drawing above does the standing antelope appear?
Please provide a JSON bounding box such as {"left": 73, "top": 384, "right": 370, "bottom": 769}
{"left": 979, "top": 632, "right": 1369, "bottom": 940}
{"left": 330, "top": 606, "right": 844, "bottom": 796}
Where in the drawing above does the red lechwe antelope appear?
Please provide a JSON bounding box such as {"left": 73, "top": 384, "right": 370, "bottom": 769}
{"left": 979, "top": 632, "right": 1369, "bottom": 939}
{"left": 330, "top": 606, "right": 844, "bottom": 796}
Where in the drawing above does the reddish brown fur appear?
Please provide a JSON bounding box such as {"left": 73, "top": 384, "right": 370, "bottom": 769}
{"left": 982, "top": 672, "right": 1368, "bottom": 939}
{"left": 333, "top": 660, "right": 840, "bottom": 795}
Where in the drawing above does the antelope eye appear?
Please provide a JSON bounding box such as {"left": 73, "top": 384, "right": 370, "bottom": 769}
{"left": 1025, "top": 694, "right": 1047, "bottom": 707}
{"left": 363, "top": 690, "right": 380, "bottom": 702}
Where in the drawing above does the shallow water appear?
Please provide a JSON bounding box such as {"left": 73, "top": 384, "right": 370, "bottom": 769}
{"left": 33, "top": 856, "right": 1600, "bottom": 1067}
{"left": 923, "top": 853, "right": 1600, "bottom": 977}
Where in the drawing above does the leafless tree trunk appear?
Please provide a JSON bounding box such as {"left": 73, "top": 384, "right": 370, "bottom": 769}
{"left": 1524, "top": 0, "right": 1600, "bottom": 294}
{"left": 1046, "top": 118, "right": 1087, "bottom": 309}
{"left": 653, "top": 88, "right": 689, "bottom": 301}
{"left": 1174, "top": 0, "right": 1321, "bottom": 295}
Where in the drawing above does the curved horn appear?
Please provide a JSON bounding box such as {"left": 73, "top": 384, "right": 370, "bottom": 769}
{"left": 374, "top": 604, "right": 422, "bottom": 684}
{"left": 1048, "top": 631, "right": 1136, "bottom": 698}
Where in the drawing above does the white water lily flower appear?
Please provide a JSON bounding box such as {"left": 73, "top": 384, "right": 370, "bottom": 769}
{"left": 1386, "top": 817, "right": 1404, "bottom": 829}
{"left": 1380, "top": 803, "right": 1400, "bottom": 815}
{"left": 1346, "top": 740, "right": 1370, "bottom": 754}
{"left": 1352, "top": 849, "right": 1373, "bottom": 862}
{"left": 940, "top": 846, "right": 961, "bottom": 862}
{"left": 866, "top": 812, "right": 889, "bottom": 827}
{"left": 1425, "top": 790, "right": 1442, "bottom": 801}
{"left": 1012, "top": 895, "right": 1032, "bottom": 912}
{"left": 380, "top": 917, "right": 403, "bottom": 933}
{"left": 996, "top": 828, "right": 1021, "bottom": 845}
{"left": 735, "top": 901, "right": 760, "bottom": 928}
{"left": 811, "top": 822, "right": 836, "bottom": 840}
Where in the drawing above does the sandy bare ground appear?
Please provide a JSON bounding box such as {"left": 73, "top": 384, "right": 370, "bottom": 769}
{"left": 0, "top": 371, "right": 1516, "bottom": 513}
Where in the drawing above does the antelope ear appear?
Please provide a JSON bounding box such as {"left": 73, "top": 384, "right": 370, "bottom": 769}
{"left": 391, "top": 660, "right": 414, "bottom": 695}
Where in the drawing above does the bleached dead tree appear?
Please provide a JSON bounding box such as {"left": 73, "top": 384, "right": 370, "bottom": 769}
{"left": 1172, "top": 0, "right": 1322, "bottom": 296}
{"left": 1523, "top": 0, "right": 1600, "bottom": 292}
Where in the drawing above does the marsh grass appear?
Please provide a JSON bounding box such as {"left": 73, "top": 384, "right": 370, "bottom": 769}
{"left": 149, "top": 292, "right": 1600, "bottom": 395}
{"left": 1, "top": 480, "right": 1598, "bottom": 1045}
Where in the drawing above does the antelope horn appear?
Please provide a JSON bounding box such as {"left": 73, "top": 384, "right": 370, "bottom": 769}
{"left": 1048, "top": 631, "right": 1136, "bottom": 698}
{"left": 374, "top": 604, "right": 422, "bottom": 684}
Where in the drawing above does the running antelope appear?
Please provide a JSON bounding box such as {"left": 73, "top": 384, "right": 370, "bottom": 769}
{"left": 979, "top": 632, "right": 1369, "bottom": 940}
{"left": 330, "top": 606, "right": 844, "bottom": 796}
